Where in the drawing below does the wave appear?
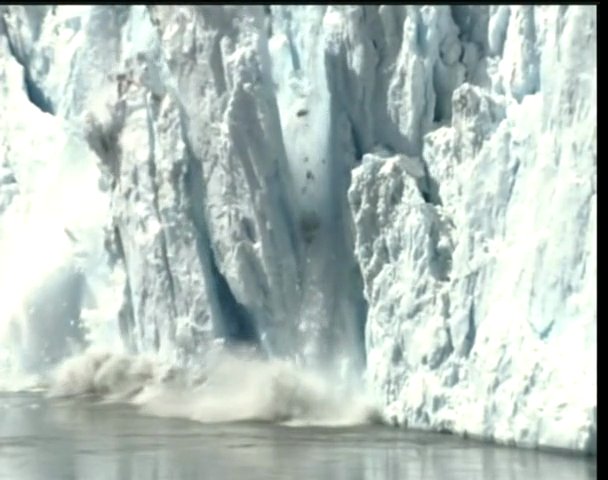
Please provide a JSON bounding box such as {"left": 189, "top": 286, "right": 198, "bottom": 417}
{"left": 47, "top": 347, "right": 385, "bottom": 427}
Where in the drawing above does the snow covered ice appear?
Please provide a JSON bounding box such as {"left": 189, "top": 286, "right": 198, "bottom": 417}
{"left": 0, "top": 6, "right": 596, "bottom": 453}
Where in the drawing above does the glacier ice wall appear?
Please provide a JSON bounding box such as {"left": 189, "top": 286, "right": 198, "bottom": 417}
{"left": 0, "top": 5, "right": 596, "bottom": 452}
{"left": 347, "top": 6, "right": 596, "bottom": 452}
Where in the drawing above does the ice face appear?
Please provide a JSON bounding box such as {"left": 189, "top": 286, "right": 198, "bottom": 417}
{"left": 348, "top": 6, "right": 596, "bottom": 452}
{"left": 0, "top": 6, "right": 596, "bottom": 452}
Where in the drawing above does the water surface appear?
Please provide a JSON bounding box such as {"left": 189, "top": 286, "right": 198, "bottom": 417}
{"left": 0, "top": 392, "right": 596, "bottom": 480}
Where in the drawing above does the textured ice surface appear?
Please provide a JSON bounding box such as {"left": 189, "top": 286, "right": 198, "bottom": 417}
{"left": 348, "top": 6, "right": 596, "bottom": 452}
{"left": 0, "top": 6, "right": 596, "bottom": 451}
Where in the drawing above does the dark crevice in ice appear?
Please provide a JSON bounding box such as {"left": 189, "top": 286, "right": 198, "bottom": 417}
{"left": 179, "top": 108, "right": 260, "bottom": 348}
{"left": 4, "top": 25, "right": 55, "bottom": 114}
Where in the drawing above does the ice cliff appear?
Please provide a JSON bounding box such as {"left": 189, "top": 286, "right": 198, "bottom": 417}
{"left": 0, "top": 6, "right": 596, "bottom": 452}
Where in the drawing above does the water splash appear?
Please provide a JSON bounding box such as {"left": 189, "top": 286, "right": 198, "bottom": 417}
{"left": 48, "top": 346, "right": 385, "bottom": 427}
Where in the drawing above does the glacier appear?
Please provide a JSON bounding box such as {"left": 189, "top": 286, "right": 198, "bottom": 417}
{"left": 0, "top": 5, "right": 596, "bottom": 452}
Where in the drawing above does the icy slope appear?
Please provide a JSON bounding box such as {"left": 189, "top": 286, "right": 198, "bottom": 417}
{"left": 0, "top": 6, "right": 596, "bottom": 451}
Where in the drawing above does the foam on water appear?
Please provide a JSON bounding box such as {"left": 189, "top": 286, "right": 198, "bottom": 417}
{"left": 48, "top": 347, "right": 385, "bottom": 427}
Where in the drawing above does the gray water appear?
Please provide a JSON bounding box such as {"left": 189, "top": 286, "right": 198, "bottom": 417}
{"left": 0, "top": 392, "right": 596, "bottom": 480}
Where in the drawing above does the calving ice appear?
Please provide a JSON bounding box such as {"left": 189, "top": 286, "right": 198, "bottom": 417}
{"left": 0, "top": 5, "right": 596, "bottom": 454}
